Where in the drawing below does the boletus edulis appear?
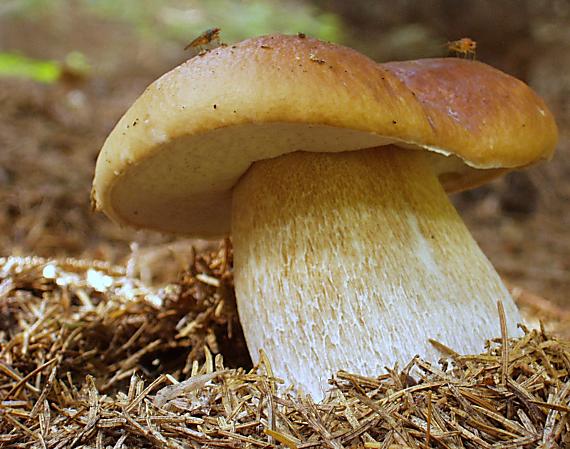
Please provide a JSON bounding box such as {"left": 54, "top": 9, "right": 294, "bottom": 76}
{"left": 92, "top": 35, "right": 558, "bottom": 398}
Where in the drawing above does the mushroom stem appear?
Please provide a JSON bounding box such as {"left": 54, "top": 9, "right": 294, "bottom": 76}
{"left": 232, "top": 146, "right": 521, "bottom": 399}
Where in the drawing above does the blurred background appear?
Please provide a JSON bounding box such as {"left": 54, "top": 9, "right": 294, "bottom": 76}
{"left": 0, "top": 0, "right": 568, "bottom": 307}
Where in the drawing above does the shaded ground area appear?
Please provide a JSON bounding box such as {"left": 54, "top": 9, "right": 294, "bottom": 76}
{"left": 0, "top": 2, "right": 568, "bottom": 305}
{"left": 0, "top": 11, "right": 180, "bottom": 262}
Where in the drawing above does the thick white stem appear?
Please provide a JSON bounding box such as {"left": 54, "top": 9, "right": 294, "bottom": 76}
{"left": 232, "top": 147, "right": 521, "bottom": 399}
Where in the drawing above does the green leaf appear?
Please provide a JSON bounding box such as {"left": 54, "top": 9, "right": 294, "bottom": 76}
{"left": 0, "top": 52, "right": 61, "bottom": 84}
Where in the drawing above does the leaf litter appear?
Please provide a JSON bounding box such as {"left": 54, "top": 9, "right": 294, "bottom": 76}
{"left": 0, "top": 241, "right": 568, "bottom": 448}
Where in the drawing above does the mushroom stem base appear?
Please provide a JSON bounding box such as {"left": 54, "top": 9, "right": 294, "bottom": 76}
{"left": 232, "top": 147, "right": 521, "bottom": 399}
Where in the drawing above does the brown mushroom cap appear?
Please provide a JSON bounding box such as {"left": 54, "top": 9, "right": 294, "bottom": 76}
{"left": 92, "top": 34, "right": 558, "bottom": 236}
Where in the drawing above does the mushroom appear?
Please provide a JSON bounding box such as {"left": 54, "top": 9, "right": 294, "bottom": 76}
{"left": 92, "top": 35, "right": 558, "bottom": 398}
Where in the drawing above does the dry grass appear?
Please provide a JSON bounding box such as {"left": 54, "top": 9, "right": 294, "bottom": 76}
{"left": 1, "top": 242, "right": 568, "bottom": 448}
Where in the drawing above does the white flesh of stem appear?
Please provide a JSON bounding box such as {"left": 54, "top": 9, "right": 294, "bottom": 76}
{"left": 232, "top": 146, "right": 521, "bottom": 399}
